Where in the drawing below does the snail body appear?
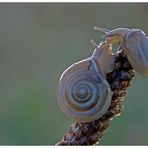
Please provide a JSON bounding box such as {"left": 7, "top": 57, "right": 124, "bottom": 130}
{"left": 95, "top": 27, "right": 148, "bottom": 75}
{"left": 57, "top": 43, "right": 115, "bottom": 123}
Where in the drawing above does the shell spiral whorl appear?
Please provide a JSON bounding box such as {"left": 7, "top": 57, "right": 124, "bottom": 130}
{"left": 57, "top": 59, "right": 112, "bottom": 123}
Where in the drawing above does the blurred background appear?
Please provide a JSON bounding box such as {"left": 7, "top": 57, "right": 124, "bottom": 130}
{"left": 0, "top": 3, "right": 148, "bottom": 145}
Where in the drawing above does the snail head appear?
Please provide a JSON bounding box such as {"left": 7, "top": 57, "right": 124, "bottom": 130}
{"left": 94, "top": 26, "right": 130, "bottom": 46}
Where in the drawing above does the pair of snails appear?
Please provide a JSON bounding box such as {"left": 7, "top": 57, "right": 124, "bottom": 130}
{"left": 57, "top": 27, "right": 148, "bottom": 123}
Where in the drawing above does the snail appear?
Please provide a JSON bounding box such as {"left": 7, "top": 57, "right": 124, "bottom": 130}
{"left": 57, "top": 43, "right": 116, "bottom": 123}
{"left": 94, "top": 26, "right": 148, "bottom": 76}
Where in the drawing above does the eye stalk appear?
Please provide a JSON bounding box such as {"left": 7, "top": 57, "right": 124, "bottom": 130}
{"left": 94, "top": 26, "right": 130, "bottom": 45}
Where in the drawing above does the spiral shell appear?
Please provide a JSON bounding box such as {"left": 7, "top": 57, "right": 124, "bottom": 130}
{"left": 125, "top": 29, "right": 148, "bottom": 75}
{"left": 57, "top": 58, "right": 112, "bottom": 123}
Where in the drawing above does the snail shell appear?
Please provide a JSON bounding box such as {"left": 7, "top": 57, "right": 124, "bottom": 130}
{"left": 96, "top": 27, "right": 148, "bottom": 76}
{"left": 57, "top": 43, "right": 115, "bottom": 123}
{"left": 125, "top": 29, "right": 148, "bottom": 76}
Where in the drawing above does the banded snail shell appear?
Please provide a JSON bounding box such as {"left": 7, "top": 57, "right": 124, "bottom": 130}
{"left": 57, "top": 58, "right": 112, "bottom": 123}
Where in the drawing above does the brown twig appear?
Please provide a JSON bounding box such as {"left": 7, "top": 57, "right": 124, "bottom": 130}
{"left": 56, "top": 51, "right": 135, "bottom": 145}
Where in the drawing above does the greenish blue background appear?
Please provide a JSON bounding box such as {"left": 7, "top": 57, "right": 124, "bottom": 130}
{"left": 0, "top": 3, "right": 148, "bottom": 145}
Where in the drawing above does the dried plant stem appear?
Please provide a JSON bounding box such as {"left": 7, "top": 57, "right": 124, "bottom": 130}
{"left": 56, "top": 51, "right": 135, "bottom": 145}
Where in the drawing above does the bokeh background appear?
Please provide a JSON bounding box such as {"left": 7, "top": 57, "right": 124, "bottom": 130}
{"left": 0, "top": 3, "right": 148, "bottom": 145}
